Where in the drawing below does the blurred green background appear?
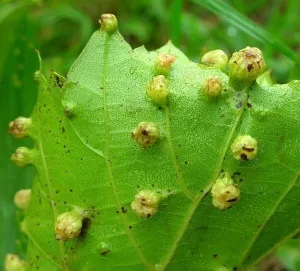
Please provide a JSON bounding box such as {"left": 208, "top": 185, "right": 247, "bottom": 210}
{"left": 0, "top": 0, "right": 299, "bottom": 270}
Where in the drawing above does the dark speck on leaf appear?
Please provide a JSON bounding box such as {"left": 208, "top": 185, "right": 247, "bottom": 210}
{"left": 79, "top": 217, "right": 91, "bottom": 239}
{"left": 235, "top": 101, "right": 243, "bottom": 109}
{"left": 227, "top": 198, "right": 238, "bottom": 203}
{"left": 101, "top": 250, "right": 111, "bottom": 256}
{"left": 240, "top": 154, "right": 248, "bottom": 161}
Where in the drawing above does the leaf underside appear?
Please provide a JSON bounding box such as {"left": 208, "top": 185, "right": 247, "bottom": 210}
{"left": 23, "top": 28, "right": 300, "bottom": 271}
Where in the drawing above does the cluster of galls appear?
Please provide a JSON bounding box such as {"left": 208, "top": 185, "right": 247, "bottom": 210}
{"left": 200, "top": 47, "right": 263, "bottom": 209}
{"left": 7, "top": 15, "right": 265, "bottom": 269}
{"left": 211, "top": 135, "right": 258, "bottom": 210}
{"left": 131, "top": 49, "right": 176, "bottom": 148}
{"left": 9, "top": 117, "right": 34, "bottom": 212}
{"left": 200, "top": 46, "right": 266, "bottom": 96}
{"left": 9, "top": 116, "right": 35, "bottom": 167}
{"left": 131, "top": 42, "right": 263, "bottom": 213}
{"left": 131, "top": 48, "right": 177, "bottom": 217}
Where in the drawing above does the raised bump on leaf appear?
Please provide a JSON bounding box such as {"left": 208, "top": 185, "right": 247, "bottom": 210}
{"left": 99, "top": 14, "right": 118, "bottom": 33}
{"left": 11, "top": 147, "right": 35, "bottom": 167}
{"left": 201, "top": 49, "right": 228, "bottom": 71}
{"left": 8, "top": 117, "right": 32, "bottom": 139}
{"left": 211, "top": 173, "right": 240, "bottom": 210}
{"left": 98, "top": 242, "right": 112, "bottom": 256}
{"left": 63, "top": 104, "right": 76, "bottom": 118}
{"left": 49, "top": 70, "right": 66, "bottom": 89}
{"left": 131, "top": 190, "right": 160, "bottom": 218}
{"left": 20, "top": 220, "right": 27, "bottom": 233}
{"left": 55, "top": 211, "right": 84, "bottom": 241}
{"left": 14, "top": 189, "right": 32, "bottom": 210}
{"left": 5, "top": 254, "right": 27, "bottom": 271}
{"left": 33, "top": 70, "right": 45, "bottom": 82}
{"left": 34, "top": 70, "right": 41, "bottom": 81}
{"left": 231, "top": 135, "right": 258, "bottom": 161}
{"left": 229, "top": 46, "right": 266, "bottom": 89}
{"left": 131, "top": 121, "right": 160, "bottom": 148}
{"left": 200, "top": 76, "right": 223, "bottom": 97}
{"left": 147, "top": 75, "right": 169, "bottom": 106}
{"left": 154, "top": 53, "right": 176, "bottom": 75}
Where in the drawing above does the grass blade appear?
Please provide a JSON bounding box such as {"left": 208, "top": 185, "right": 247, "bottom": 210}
{"left": 191, "top": 0, "right": 299, "bottom": 63}
{"left": 171, "top": 0, "right": 183, "bottom": 46}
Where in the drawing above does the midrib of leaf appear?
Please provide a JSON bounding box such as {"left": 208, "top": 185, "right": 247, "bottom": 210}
{"left": 164, "top": 107, "right": 195, "bottom": 202}
{"left": 160, "top": 94, "right": 248, "bottom": 270}
{"left": 101, "top": 34, "right": 153, "bottom": 270}
{"left": 240, "top": 171, "right": 300, "bottom": 266}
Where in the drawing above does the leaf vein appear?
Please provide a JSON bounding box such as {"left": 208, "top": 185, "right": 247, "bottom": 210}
{"left": 101, "top": 35, "right": 153, "bottom": 270}
{"left": 240, "top": 172, "right": 300, "bottom": 264}
{"left": 160, "top": 98, "right": 246, "bottom": 270}
{"left": 165, "top": 107, "right": 195, "bottom": 202}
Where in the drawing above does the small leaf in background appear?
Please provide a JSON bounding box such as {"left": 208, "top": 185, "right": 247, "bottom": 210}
{"left": 276, "top": 239, "right": 300, "bottom": 271}
{"left": 0, "top": 6, "right": 39, "bottom": 269}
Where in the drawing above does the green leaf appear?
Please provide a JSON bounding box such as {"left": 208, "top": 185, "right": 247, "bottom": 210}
{"left": 0, "top": 9, "right": 38, "bottom": 270}
{"left": 23, "top": 23, "right": 300, "bottom": 271}
{"left": 0, "top": 1, "right": 27, "bottom": 75}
